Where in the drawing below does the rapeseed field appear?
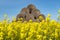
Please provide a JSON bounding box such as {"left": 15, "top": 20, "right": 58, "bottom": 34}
{"left": 0, "top": 11, "right": 60, "bottom": 40}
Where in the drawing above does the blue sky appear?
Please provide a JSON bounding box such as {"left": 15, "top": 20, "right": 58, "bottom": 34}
{"left": 0, "top": 0, "right": 60, "bottom": 21}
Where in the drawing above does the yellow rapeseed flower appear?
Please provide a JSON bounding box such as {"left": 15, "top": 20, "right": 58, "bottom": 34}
{"left": 58, "top": 10, "right": 60, "bottom": 13}
{"left": 49, "top": 38, "right": 52, "bottom": 40}
{"left": 48, "top": 14, "right": 51, "bottom": 17}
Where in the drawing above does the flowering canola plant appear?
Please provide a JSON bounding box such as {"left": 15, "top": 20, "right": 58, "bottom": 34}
{"left": 0, "top": 14, "right": 60, "bottom": 40}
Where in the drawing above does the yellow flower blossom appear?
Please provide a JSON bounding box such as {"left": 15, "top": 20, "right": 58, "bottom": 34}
{"left": 43, "top": 30, "right": 47, "bottom": 34}
{"left": 58, "top": 10, "right": 60, "bottom": 13}
{"left": 48, "top": 14, "right": 51, "bottom": 17}
{"left": 49, "top": 38, "right": 52, "bottom": 40}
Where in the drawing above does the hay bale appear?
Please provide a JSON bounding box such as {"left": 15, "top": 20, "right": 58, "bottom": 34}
{"left": 31, "top": 9, "right": 41, "bottom": 19}
{"left": 38, "top": 14, "right": 45, "bottom": 22}
{"left": 27, "top": 4, "right": 36, "bottom": 14}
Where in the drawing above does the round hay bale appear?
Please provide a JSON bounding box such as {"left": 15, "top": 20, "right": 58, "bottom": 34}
{"left": 31, "top": 9, "right": 41, "bottom": 19}
{"left": 25, "top": 13, "right": 35, "bottom": 21}
{"left": 20, "top": 8, "right": 29, "bottom": 14}
{"left": 16, "top": 13, "right": 26, "bottom": 21}
{"left": 38, "top": 14, "right": 45, "bottom": 22}
{"left": 27, "top": 4, "right": 36, "bottom": 14}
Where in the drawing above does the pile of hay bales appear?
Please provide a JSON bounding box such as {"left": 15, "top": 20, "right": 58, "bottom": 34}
{"left": 16, "top": 4, "right": 45, "bottom": 22}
